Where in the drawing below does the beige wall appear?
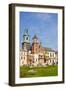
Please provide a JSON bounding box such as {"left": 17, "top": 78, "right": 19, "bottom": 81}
{"left": 20, "top": 50, "right": 28, "bottom": 66}
{"left": 20, "top": 49, "right": 58, "bottom": 66}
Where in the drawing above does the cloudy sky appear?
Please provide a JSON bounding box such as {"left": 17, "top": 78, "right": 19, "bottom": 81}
{"left": 20, "top": 12, "right": 58, "bottom": 51}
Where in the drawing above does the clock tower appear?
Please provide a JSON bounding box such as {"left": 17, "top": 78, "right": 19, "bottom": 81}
{"left": 22, "top": 29, "right": 30, "bottom": 51}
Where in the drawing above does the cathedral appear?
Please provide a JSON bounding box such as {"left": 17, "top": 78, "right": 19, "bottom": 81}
{"left": 20, "top": 29, "right": 58, "bottom": 66}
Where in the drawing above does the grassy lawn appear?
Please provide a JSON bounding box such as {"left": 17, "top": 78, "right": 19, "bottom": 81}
{"left": 20, "top": 65, "right": 58, "bottom": 78}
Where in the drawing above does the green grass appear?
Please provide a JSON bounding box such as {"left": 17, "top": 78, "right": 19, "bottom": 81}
{"left": 20, "top": 65, "right": 58, "bottom": 78}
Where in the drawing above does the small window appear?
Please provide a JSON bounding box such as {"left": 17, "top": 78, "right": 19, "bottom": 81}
{"left": 21, "top": 57, "right": 22, "bottom": 59}
{"left": 53, "top": 53, "right": 54, "bottom": 57}
{"left": 39, "top": 45, "right": 40, "bottom": 48}
{"left": 26, "top": 37, "right": 28, "bottom": 40}
{"left": 36, "top": 48, "right": 37, "bottom": 51}
{"left": 33, "top": 61, "right": 34, "bottom": 63}
{"left": 50, "top": 53, "right": 52, "bottom": 57}
{"left": 41, "top": 56, "right": 42, "bottom": 58}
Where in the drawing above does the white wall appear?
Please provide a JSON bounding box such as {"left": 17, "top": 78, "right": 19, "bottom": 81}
{"left": 0, "top": 0, "right": 66, "bottom": 90}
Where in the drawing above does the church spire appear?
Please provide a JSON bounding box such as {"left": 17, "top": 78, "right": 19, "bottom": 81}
{"left": 23, "top": 28, "right": 30, "bottom": 43}
{"left": 24, "top": 28, "right": 29, "bottom": 36}
{"left": 26, "top": 28, "right": 28, "bottom": 34}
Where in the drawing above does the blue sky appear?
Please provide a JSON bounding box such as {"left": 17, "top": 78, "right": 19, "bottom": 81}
{"left": 20, "top": 12, "right": 58, "bottom": 51}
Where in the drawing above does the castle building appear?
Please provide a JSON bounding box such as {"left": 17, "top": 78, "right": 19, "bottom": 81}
{"left": 20, "top": 29, "right": 58, "bottom": 67}
{"left": 22, "top": 29, "right": 30, "bottom": 51}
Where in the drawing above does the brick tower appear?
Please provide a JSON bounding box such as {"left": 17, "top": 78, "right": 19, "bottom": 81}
{"left": 32, "top": 35, "right": 39, "bottom": 54}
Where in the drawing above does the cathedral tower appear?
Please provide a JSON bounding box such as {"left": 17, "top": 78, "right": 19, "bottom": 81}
{"left": 22, "top": 29, "right": 30, "bottom": 51}
{"left": 32, "top": 35, "right": 39, "bottom": 54}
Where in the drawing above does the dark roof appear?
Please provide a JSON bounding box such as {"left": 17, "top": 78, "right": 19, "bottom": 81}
{"left": 44, "top": 47, "right": 56, "bottom": 52}
{"left": 32, "top": 35, "right": 38, "bottom": 39}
